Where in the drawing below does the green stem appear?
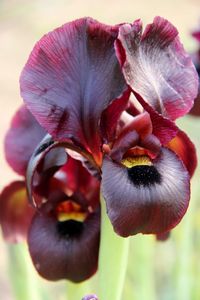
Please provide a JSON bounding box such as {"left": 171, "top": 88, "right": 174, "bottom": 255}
{"left": 66, "top": 281, "right": 91, "bottom": 300}
{"left": 7, "top": 243, "right": 46, "bottom": 300}
{"left": 98, "top": 196, "right": 129, "bottom": 300}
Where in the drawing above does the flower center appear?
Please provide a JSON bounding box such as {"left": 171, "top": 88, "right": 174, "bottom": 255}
{"left": 56, "top": 200, "right": 87, "bottom": 222}
{"left": 121, "top": 155, "right": 161, "bottom": 186}
{"left": 121, "top": 155, "right": 152, "bottom": 168}
{"left": 55, "top": 201, "right": 87, "bottom": 238}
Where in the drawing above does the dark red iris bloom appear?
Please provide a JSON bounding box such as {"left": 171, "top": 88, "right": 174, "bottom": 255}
{"left": 0, "top": 16, "right": 198, "bottom": 281}
{"left": 0, "top": 105, "right": 100, "bottom": 282}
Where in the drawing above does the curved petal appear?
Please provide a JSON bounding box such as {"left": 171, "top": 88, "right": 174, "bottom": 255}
{"left": 167, "top": 130, "right": 197, "bottom": 177}
{"left": 28, "top": 203, "right": 100, "bottom": 282}
{"left": 26, "top": 134, "right": 67, "bottom": 206}
{"left": 115, "top": 16, "right": 199, "bottom": 120}
{"left": 102, "top": 148, "right": 190, "bottom": 237}
{"left": 26, "top": 134, "right": 100, "bottom": 207}
{"left": 100, "top": 88, "right": 131, "bottom": 142}
{"left": 0, "top": 181, "right": 35, "bottom": 243}
{"left": 20, "top": 17, "right": 128, "bottom": 161}
{"left": 4, "top": 105, "right": 45, "bottom": 176}
{"left": 110, "top": 131, "right": 139, "bottom": 161}
{"left": 131, "top": 91, "right": 178, "bottom": 144}
{"left": 116, "top": 112, "right": 153, "bottom": 141}
{"left": 61, "top": 157, "right": 100, "bottom": 208}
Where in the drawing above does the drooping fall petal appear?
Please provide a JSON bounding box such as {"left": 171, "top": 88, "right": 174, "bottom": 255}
{"left": 115, "top": 16, "right": 199, "bottom": 120}
{"left": 20, "top": 17, "right": 128, "bottom": 161}
{"left": 102, "top": 148, "right": 190, "bottom": 237}
{"left": 28, "top": 200, "right": 100, "bottom": 282}
{"left": 0, "top": 181, "right": 35, "bottom": 243}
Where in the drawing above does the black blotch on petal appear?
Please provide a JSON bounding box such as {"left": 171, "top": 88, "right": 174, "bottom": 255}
{"left": 56, "top": 220, "right": 84, "bottom": 238}
{"left": 127, "top": 165, "right": 161, "bottom": 186}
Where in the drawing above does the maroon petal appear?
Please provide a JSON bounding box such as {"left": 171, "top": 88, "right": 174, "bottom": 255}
{"left": 20, "top": 17, "right": 127, "bottom": 161}
{"left": 102, "top": 147, "right": 190, "bottom": 237}
{"left": 5, "top": 105, "right": 46, "bottom": 176}
{"left": 0, "top": 181, "right": 35, "bottom": 243}
{"left": 110, "top": 130, "right": 139, "bottom": 162}
{"left": 28, "top": 203, "right": 100, "bottom": 282}
{"left": 115, "top": 17, "right": 199, "bottom": 120}
{"left": 61, "top": 157, "right": 100, "bottom": 207}
{"left": 26, "top": 134, "right": 67, "bottom": 206}
{"left": 110, "top": 112, "right": 153, "bottom": 161}
{"left": 167, "top": 130, "right": 197, "bottom": 177}
{"left": 100, "top": 88, "right": 131, "bottom": 142}
{"left": 26, "top": 134, "right": 100, "bottom": 207}
{"left": 132, "top": 91, "right": 178, "bottom": 144}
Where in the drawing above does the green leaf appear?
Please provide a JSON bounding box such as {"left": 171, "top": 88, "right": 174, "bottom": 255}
{"left": 7, "top": 243, "right": 47, "bottom": 300}
{"left": 66, "top": 280, "right": 91, "bottom": 300}
{"left": 98, "top": 196, "right": 129, "bottom": 300}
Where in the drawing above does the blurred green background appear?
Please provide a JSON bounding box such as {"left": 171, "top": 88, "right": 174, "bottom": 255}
{"left": 1, "top": 0, "right": 200, "bottom": 299}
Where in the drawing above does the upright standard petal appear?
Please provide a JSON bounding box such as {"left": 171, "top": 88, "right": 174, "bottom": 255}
{"left": 115, "top": 16, "right": 199, "bottom": 120}
{"left": 102, "top": 147, "right": 190, "bottom": 237}
{"left": 5, "top": 105, "right": 46, "bottom": 176}
{"left": 20, "top": 17, "right": 128, "bottom": 161}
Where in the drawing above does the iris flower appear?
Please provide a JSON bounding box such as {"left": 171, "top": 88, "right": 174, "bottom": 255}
{"left": 0, "top": 16, "right": 198, "bottom": 281}
{"left": 0, "top": 105, "right": 100, "bottom": 282}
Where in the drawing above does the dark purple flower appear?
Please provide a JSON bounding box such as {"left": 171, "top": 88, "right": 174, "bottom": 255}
{"left": 0, "top": 105, "right": 100, "bottom": 282}
{"left": 2, "top": 15, "right": 198, "bottom": 263}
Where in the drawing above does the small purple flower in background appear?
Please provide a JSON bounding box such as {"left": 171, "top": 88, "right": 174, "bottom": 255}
{"left": 0, "top": 16, "right": 198, "bottom": 282}
{"left": 82, "top": 295, "right": 98, "bottom": 300}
